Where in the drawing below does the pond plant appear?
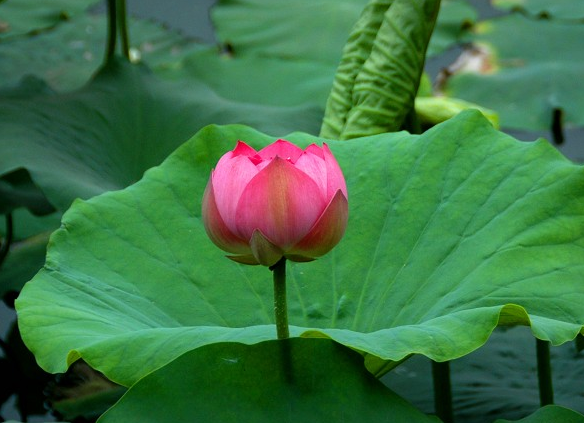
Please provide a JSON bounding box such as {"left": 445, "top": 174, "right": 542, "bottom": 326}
{"left": 1, "top": 0, "right": 584, "bottom": 422}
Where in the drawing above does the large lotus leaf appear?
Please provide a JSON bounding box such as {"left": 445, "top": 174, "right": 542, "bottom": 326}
{"left": 16, "top": 111, "right": 584, "bottom": 387}
{"left": 98, "top": 338, "right": 440, "bottom": 423}
{"left": 212, "top": 0, "right": 476, "bottom": 63}
{"left": 441, "top": 13, "right": 584, "bottom": 131}
{"left": 491, "top": 0, "right": 584, "bottom": 19}
{"left": 385, "top": 326, "right": 584, "bottom": 421}
{"left": 0, "top": 11, "right": 203, "bottom": 92}
{"left": 0, "top": 58, "right": 321, "bottom": 213}
{"left": 0, "top": 0, "right": 97, "bottom": 39}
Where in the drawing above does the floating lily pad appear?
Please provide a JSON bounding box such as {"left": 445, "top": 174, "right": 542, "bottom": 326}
{"left": 429, "top": 0, "right": 477, "bottom": 57}
{"left": 0, "top": 58, "right": 321, "bottom": 213}
{"left": 16, "top": 111, "right": 584, "bottom": 387}
{"left": 491, "top": 0, "right": 584, "bottom": 19}
{"left": 161, "top": 47, "right": 337, "bottom": 108}
{"left": 98, "top": 338, "right": 441, "bottom": 423}
{"left": 441, "top": 13, "right": 584, "bottom": 130}
{"left": 0, "top": 0, "right": 97, "bottom": 39}
{"left": 0, "top": 12, "right": 202, "bottom": 92}
{"left": 212, "top": 0, "right": 369, "bottom": 64}
{"left": 213, "top": 0, "right": 475, "bottom": 62}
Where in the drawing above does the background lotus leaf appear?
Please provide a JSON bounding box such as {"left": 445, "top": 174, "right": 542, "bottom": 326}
{"left": 440, "top": 12, "right": 584, "bottom": 131}
{"left": 16, "top": 111, "right": 584, "bottom": 388}
{"left": 0, "top": 10, "right": 202, "bottom": 92}
{"left": 385, "top": 327, "right": 584, "bottom": 421}
{"left": 212, "top": 0, "right": 476, "bottom": 62}
{"left": 0, "top": 58, "right": 321, "bottom": 214}
{"left": 0, "top": 0, "right": 97, "bottom": 39}
{"left": 491, "top": 0, "right": 584, "bottom": 19}
{"left": 429, "top": 0, "right": 477, "bottom": 57}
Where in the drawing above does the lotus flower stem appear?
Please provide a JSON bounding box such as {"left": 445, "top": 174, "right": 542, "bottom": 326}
{"left": 432, "top": 360, "right": 453, "bottom": 423}
{"left": 271, "top": 257, "right": 289, "bottom": 339}
{"left": 536, "top": 338, "right": 554, "bottom": 406}
{"left": 116, "top": 0, "right": 131, "bottom": 60}
{"left": 105, "top": 0, "right": 117, "bottom": 61}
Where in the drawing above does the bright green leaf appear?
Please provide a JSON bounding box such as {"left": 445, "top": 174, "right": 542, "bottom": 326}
{"left": 16, "top": 111, "right": 584, "bottom": 387}
{"left": 415, "top": 96, "right": 499, "bottom": 128}
{"left": 321, "top": 0, "right": 441, "bottom": 138}
{"left": 98, "top": 338, "right": 440, "bottom": 423}
{"left": 440, "top": 13, "right": 584, "bottom": 130}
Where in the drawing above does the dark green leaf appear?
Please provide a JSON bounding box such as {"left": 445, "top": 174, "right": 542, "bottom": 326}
{"left": 0, "top": 12, "right": 202, "bottom": 92}
{"left": 0, "top": 58, "right": 321, "bottom": 213}
{"left": 159, "top": 47, "right": 336, "bottom": 108}
{"left": 0, "top": 0, "right": 97, "bottom": 39}
{"left": 0, "top": 169, "right": 55, "bottom": 215}
{"left": 494, "top": 405, "right": 584, "bottom": 423}
{"left": 212, "top": 0, "right": 369, "bottom": 64}
{"left": 0, "top": 230, "right": 52, "bottom": 299}
{"left": 98, "top": 338, "right": 440, "bottom": 423}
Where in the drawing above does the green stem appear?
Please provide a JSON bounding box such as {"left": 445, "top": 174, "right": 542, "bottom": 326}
{"left": 105, "top": 0, "right": 117, "bottom": 62}
{"left": 402, "top": 106, "right": 422, "bottom": 135}
{"left": 271, "top": 258, "right": 289, "bottom": 340}
{"left": 116, "top": 0, "right": 131, "bottom": 60}
{"left": 432, "top": 360, "right": 454, "bottom": 423}
{"left": 536, "top": 338, "right": 554, "bottom": 406}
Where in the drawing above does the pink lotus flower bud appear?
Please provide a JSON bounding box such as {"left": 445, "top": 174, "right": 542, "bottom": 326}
{"left": 202, "top": 139, "right": 348, "bottom": 266}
